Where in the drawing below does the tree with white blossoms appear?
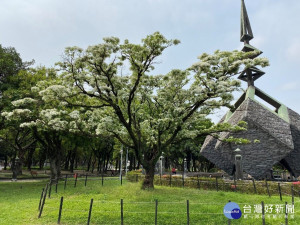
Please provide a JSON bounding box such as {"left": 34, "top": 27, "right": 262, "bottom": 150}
{"left": 0, "top": 69, "right": 48, "bottom": 178}
{"left": 39, "top": 32, "right": 269, "bottom": 189}
{"left": 1, "top": 68, "right": 88, "bottom": 183}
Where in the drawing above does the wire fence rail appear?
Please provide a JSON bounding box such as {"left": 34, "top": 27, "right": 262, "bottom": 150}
{"left": 126, "top": 174, "right": 300, "bottom": 200}
{"left": 34, "top": 173, "right": 300, "bottom": 224}
{"left": 36, "top": 176, "right": 300, "bottom": 225}
{"left": 39, "top": 194, "right": 298, "bottom": 225}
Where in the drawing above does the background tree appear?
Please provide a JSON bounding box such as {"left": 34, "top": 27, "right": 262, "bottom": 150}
{"left": 0, "top": 68, "right": 49, "bottom": 178}
{"left": 0, "top": 45, "right": 34, "bottom": 96}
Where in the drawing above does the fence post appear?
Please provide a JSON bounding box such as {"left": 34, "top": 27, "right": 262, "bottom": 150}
{"left": 196, "top": 175, "right": 200, "bottom": 190}
{"left": 169, "top": 174, "right": 172, "bottom": 187}
{"left": 136, "top": 174, "right": 138, "bottom": 182}
{"left": 38, "top": 188, "right": 44, "bottom": 211}
{"left": 228, "top": 200, "right": 231, "bottom": 225}
{"left": 87, "top": 198, "right": 93, "bottom": 225}
{"left": 57, "top": 196, "right": 64, "bottom": 224}
{"left": 85, "top": 174, "right": 88, "bottom": 187}
{"left": 182, "top": 173, "right": 185, "bottom": 188}
{"left": 215, "top": 177, "right": 219, "bottom": 192}
{"left": 48, "top": 184, "right": 52, "bottom": 198}
{"left": 38, "top": 183, "right": 48, "bottom": 218}
{"left": 262, "top": 201, "right": 265, "bottom": 225}
{"left": 187, "top": 200, "right": 190, "bottom": 225}
{"left": 291, "top": 186, "right": 294, "bottom": 206}
{"left": 233, "top": 178, "right": 237, "bottom": 192}
{"left": 56, "top": 183, "right": 58, "bottom": 193}
{"left": 265, "top": 179, "right": 271, "bottom": 197}
{"left": 160, "top": 174, "right": 162, "bottom": 186}
{"left": 102, "top": 174, "right": 104, "bottom": 186}
{"left": 278, "top": 183, "right": 282, "bottom": 201}
{"left": 121, "top": 199, "right": 124, "bottom": 225}
{"left": 74, "top": 174, "right": 78, "bottom": 188}
{"left": 252, "top": 178, "right": 257, "bottom": 194}
{"left": 64, "top": 175, "right": 67, "bottom": 190}
{"left": 285, "top": 201, "right": 288, "bottom": 225}
{"left": 121, "top": 174, "right": 123, "bottom": 186}
{"left": 155, "top": 199, "right": 158, "bottom": 225}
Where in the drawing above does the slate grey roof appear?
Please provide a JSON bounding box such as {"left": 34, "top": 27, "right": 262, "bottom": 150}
{"left": 200, "top": 86, "right": 300, "bottom": 179}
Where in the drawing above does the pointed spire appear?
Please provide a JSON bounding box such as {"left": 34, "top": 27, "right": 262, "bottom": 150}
{"left": 240, "top": 0, "right": 254, "bottom": 43}
{"left": 238, "top": 0, "right": 265, "bottom": 87}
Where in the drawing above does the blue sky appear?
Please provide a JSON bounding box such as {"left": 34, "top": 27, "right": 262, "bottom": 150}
{"left": 1, "top": 0, "right": 300, "bottom": 121}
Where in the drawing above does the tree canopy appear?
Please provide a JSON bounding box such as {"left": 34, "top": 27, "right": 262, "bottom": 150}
{"left": 1, "top": 33, "right": 269, "bottom": 188}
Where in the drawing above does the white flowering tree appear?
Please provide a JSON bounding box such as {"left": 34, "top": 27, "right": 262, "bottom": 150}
{"left": 2, "top": 68, "right": 75, "bottom": 182}
{"left": 0, "top": 69, "right": 48, "bottom": 178}
{"left": 36, "top": 32, "right": 269, "bottom": 189}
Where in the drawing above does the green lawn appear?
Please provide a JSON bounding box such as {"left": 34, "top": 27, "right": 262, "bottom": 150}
{"left": 0, "top": 178, "right": 299, "bottom": 224}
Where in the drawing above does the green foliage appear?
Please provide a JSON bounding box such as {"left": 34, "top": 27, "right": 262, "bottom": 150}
{"left": 34, "top": 33, "right": 269, "bottom": 173}
{"left": 0, "top": 44, "right": 34, "bottom": 93}
{"left": 1, "top": 33, "right": 270, "bottom": 188}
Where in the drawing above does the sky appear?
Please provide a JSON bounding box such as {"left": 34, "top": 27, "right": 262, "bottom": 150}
{"left": 1, "top": 0, "right": 300, "bottom": 122}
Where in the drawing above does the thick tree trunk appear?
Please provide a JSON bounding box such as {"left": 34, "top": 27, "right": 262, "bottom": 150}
{"left": 142, "top": 164, "right": 155, "bottom": 189}
{"left": 11, "top": 155, "right": 22, "bottom": 179}
{"left": 97, "top": 157, "right": 101, "bottom": 172}
{"left": 49, "top": 154, "right": 61, "bottom": 184}
{"left": 38, "top": 148, "right": 46, "bottom": 170}
{"left": 16, "top": 160, "right": 23, "bottom": 175}
{"left": 27, "top": 147, "right": 35, "bottom": 170}
{"left": 11, "top": 158, "right": 17, "bottom": 179}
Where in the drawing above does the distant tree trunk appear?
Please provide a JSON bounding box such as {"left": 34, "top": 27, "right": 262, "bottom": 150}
{"left": 27, "top": 146, "right": 36, "bottom": 170}
{"left": 164, "top": 157, "right": 169, "bottom": 170}
{"left": 4, "top": 155, "right": 7, "bottom": 170}
{"left": 33, "top": 129, "right": 62, "bottom": 184}
{"left": 105, "top": 155, "right": 110, "bottom": 172}
{"left": 75, "top": 157, "right": 78, "bottom": 169}
{"left": 132, "top": 156, "right": 136, "bottom": 170}
{"left": 16, "top": 156, "right": 24, "bottom": 175}
{"left": 39, "top": 159, "right": 44, "bottom": 170}
{"left": 11, "top": 157, "right": 18, "bottom": 179}
{"left": 115, "top": 159, "right": 119, "bottom": 172}
{"left": 192, "top": 158, "right": 196, "bottom": 172}
{"left": 97, "top": 157, "right": 101, "bottom": 172}
{"left": 86, "top": 153, "right": 92, "bottom": 172}
{"left": 69, "top": 147, "right": 77, "bottom": 173}
{"left": 91, "top": 159, "right": 96, "bottom": 173}
{"left": 64, "top": 151, "right": 71, "bottom": 170}
{"left": 129, "top": 155, "right": 133, "bottom": 171}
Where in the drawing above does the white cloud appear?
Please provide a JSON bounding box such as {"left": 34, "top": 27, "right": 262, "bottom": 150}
{"left": 286, "top": 41, "right": 300, "bottom": 62}
{"left": 280, "top": 82, "right": 299, "bottom": 91}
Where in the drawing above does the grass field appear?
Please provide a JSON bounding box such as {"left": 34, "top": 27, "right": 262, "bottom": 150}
{"left": 0, "top": 177, "right": 299, "bottom": 225}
